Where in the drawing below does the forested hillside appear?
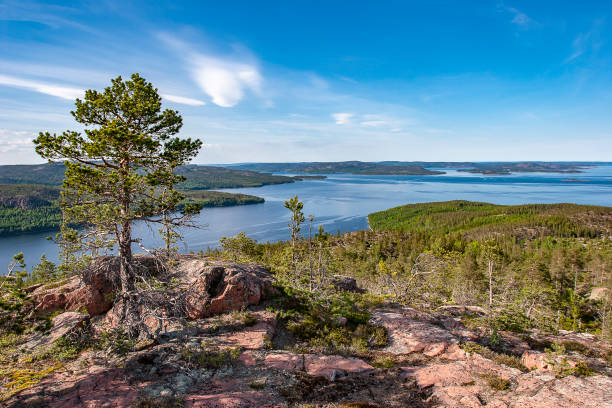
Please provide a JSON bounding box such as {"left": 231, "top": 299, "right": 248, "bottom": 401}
{"left": 210, "top": 200, "right": 612, "bottom": 339}
{"left": 368, "top": 200, "right": 612, "bottom": 239}
{"left": 0, "top": 184, "right": 264, "bottom": 236}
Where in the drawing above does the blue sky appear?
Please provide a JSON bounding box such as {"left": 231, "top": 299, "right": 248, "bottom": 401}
{"left": 0, "top": 0, "right": 611, "bottom": 164}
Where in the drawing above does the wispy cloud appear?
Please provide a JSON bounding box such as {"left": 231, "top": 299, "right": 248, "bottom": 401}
{"left": 0, "top": 74, "right": 83, "bottom": 100}
{"left": 498, "top": 3, "right": 534, "bottom": 29}
{"left": 332, "top": 112, "right": 354, "bottom": 125}
{"left": 360, "top": 120, "right": 386, "bottom": 127}
{"left": 161, "top": 93, "right": 206, "bottom": 106}
{"left": 566, "top": 20, "right": 604, "bottom": 62}
{"left": 0, "top": 0, "right": 98, "bottom": 34}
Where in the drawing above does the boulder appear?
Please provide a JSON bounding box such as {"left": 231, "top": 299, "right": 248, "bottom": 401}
{"left": 31, "top": 255, "right": 166, "bottom": 317}
{"left": 48, "top": 311, "right": 90, "bottom": 342}
{"left": 330, "top": 275, "right": 365, "bottom": 293}
{"left": 181, "top": 260, "right": 277, "bottom": 319}
{"left": 24, "top": 311, "right": 90, "bottom": 350}
{"left": 31, "top": 274, "right": 113, "bottom": 316}
{"left": 521, "top": 350, "right": 549, "bottom": 371}
{"left": 370, "top": 308, "right": 459, "bottom": 356}
{"left": 264, "top": 352, "right": 374, "bottom": 380}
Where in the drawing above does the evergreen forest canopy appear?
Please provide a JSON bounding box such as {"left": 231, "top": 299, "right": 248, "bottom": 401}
{"left": 0, "top": 184, "right": 264, "bottom": 236}
{"left": 207, "top": 199, "right": 612, "bottom": 340}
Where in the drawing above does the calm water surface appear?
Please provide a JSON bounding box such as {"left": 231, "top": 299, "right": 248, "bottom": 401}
{"left": 2, "top": 166, "right": 611, "bottom": 267}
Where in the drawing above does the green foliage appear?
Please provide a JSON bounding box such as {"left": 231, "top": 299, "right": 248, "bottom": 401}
{"left": 284, "top": 195, "right": 305, "bottom": 243}
{"left": 371, "top": 355, "right": 396, "bottom": 368}
{"left": 481, "top": 373, "right": 511, "bottom": 391}
{"left": 98, "top": 329, "right": 136, "bottom": 356}
{"left": 0, "top": 184, "right": 263, "bottom": 237}
{"left": 249, "top": 380, "right": 266, "bottom": 390}
{"left": 368, "top": 200, "right": 610, "bottom": 239}
{"left": 135, "top": 396, "right": 184, "bottom": 408}
{"left": 461, "top": 342, "right": 526, "bottom": 371}
{"left": 545, "top": 342, "right": 595, "bottom": 377}
{"left": 34, "top": 73, "right": 202, "bottom": 265}
{"left": 491, "top": 307, "right": 534, "bottom": 333}
{"left": 220, "top": 232, "right": 261, "bottom": 262}
{"left": 28, "top": 255, "right": 61, "bottom": 284}
{"left": 180, "top": 343, "right": 241, "bottom": 369}
{"left": 268, "top": 286, "right": 386, "bottom": 354}
{"left": 230, "top": 310, "right": 258, "bottom": 327}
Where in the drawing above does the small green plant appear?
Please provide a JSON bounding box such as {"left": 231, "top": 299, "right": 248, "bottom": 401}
{"left": 371, "top": 355, "right": 396, "bottom": 368}
{"left": 544, "top": 342, "right": 594, "bottom": 377}
{"left": 182, "top": 344, "right": 241, "bottom": 369}
{"left": 231, "top": 310, "right": 258, "bottom": 327}
{"left": 249, "top": 380, "right": 266, "bottom": 390}
{"left": 134, "top": 396, "right": 184, "bottom": 408}
{"left": 481, "top": 373, "right": 510, "bottom": 391}
{"left": 489, "top": 327, "right": 501, "bottom": 347}
{"left": 98, "top": 329, "right": 136, "bottom": 356}
{"left": 461, "top": 342, "right": 526, "bottom": 371}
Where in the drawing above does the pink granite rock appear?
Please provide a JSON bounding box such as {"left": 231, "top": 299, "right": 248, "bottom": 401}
{"left": 370, "top": 308, "right": 459, "bottom": 356}
{"left": 264, "top": 352, "right": 373, "bottom": 380}
{"left": 180, "top": 261, "right": 277, "bottom": 319}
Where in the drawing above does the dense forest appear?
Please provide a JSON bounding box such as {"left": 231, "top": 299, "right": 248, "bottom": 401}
{"left": 208, "top": 200, "right": 612, "bottom": 340}
{"left": 0, "top": 184, "right": 264, "bottom": 236}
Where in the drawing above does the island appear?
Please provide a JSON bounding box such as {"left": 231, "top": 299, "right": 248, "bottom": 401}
{"left": 224, "top": 161, "right": 444, "bottom": 175}
{"left": 222, "top": 161, "right": 604, "bottom": 175}
{"left": 455, "top": 162, "right": 589, "bottom": 175}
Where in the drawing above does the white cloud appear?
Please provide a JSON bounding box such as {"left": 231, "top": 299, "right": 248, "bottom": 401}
{"left": 0, "top": 129, "right": 34, "bottom": 153}
{"left": 161, "top": 93, "right": 206, "bottom": 106}
{"left": 0, "top": 74, "right": 83, "bottom": 100}
{"left": 509, "top": 8, "right": 530, "bottom": 26}
{"left": 360, "top": 120, "right": 387, "bottom": 127}
{"left": 332, "top": 112, "right": 354, "bottom": 125}
{"left": 191, "top": 55, "right": 262, "bottom": 108}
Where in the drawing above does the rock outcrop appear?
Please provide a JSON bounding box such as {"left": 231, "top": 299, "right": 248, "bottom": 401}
{"left": 5, "top": 259, "right": 612, "bottom": 408}
{"left": 180, "top": 260, "right": 277, "bottom": 319}
{"left": 31, "top": 274, "right": 113, "bottom": 316}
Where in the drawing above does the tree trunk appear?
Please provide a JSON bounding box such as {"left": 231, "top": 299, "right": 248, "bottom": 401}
{"left": 118, "top": 220, "right": 134, "bottom": 294}
{"left": 308, "top": 220, "right": 313, "bottom": 292}
{"left": 488, "top": 259, "right": 493, "bottom": 307}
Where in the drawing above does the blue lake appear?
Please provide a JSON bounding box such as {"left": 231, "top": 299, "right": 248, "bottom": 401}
{"left": 1, "top": 166, "right": 611, "bottom": 268}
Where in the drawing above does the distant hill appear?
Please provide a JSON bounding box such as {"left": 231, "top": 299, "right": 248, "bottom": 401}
{"left": 223, "top": 161, "right": 603, "bottom": 175}
{"left": 0, "top": 163, "right": 297, "bottom": 189}
{"left": 224, "top": 161, "right": 444, "bottom": 175}
{"left": 0, "top": 163, "right": 67, "bottom": 185}
{"left": 368, "top": 200, "right": 612, "bottom": 240}
{"left": 175, "top": 164, "right": 296, "bottom": 189}
{"left": 456, "top": 162, "right": 589, "bottom": 175}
